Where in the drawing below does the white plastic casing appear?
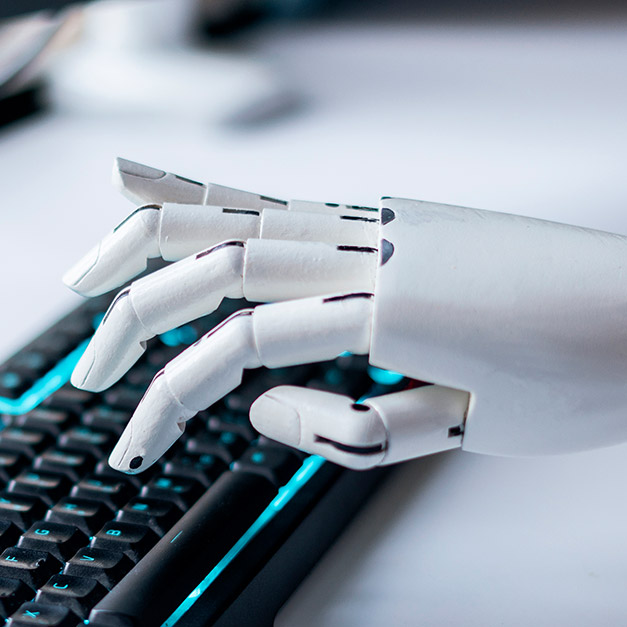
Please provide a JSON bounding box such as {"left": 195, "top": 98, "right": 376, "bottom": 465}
{"left": 371, "top": 198, "right": 627, "bottom": 456}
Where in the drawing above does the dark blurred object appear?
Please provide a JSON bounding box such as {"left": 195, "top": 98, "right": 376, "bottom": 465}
{"left": 0, "top": 85, "right": 44, "bottom": 128}
{"left": 1, "top": 2, "right": 82, "bottom": 20}
{"left": 0, "top": 11, "right": 70, "bottom": 101}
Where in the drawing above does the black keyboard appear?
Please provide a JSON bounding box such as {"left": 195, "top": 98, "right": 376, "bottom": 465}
{"left": 0, "top": 289, "right": 403, "bottom": 626}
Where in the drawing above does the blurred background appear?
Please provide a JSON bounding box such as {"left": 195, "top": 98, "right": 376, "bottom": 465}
{"left": 0, "top": 1, "right": 626, "bottom": 625}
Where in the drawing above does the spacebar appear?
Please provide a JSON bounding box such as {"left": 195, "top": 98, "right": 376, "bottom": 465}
{"left": 89, "top": 470, "right": 277, "bottom": 626}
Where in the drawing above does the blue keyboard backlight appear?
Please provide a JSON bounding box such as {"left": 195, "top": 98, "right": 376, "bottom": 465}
{"left": 163, "top": 455, "right": 326, "bottom": 627}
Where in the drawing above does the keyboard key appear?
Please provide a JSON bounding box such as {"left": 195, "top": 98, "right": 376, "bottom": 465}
{"left": 8, "top": 471, "right": 71, "bottom": 507}
{"left": 18, "top": 522, "right": 88, "bottom": 562}
{"left": 0, "top": 429, "right": 52, "bottom": 459}
{"left": 41, "top": 386, "right": 94, "bottom": 417}
{"left": 162, "top": 453, "right": 225, "bottom": 488}
{"left": 206, "top": 411, "right": 257, "bottom": 441}
{"left": 0, "top": 521, "right": 21, "bottom": 552}
{"left": 185, "top": 431, "right": 248, "bottom": 465}
{"left": 92, "top": 461, "right": 145, "bottom": 490}
{"left": 0, "top": 371, "right": 31, "bottom": 400}
{"left": 71, "top": 475, "right": 135, "bottom": 510}
{"left": 90, "top": 522, "right": 159, "bottom": 562}
{"left": 0, "top": 493, "right": 46, "bottom": 531}
{"left": 45, "top": 498, "right": 111, "bottom": 535}
{"left": 9, "top": 351, "right": 53, "bottom": 377}
{"left": 0, "top": 577, "right": 33, "bottom": 619}
{"left": 89, "top": 471, "right": 276, "bottom": 626}
{"left": 116, "top": 498, "right": 181, "bottom": 536}
{"left": 0, "top": 548, "right": 61, "bottom": 589}
{"left": 64, "top": 547, "right": 133, "bottom": 590}
{"left": 7, "top": 602, "right": 76, "bottom": 626}
{"left": 0, "top": 450, "right": 29, "bottom": 483}
{"left": 140, "top": 475, "right": 204, "bottom": 510}
{"left": 36, "top": 575, "right": 107, "bottom": 620}
{"left": 33, "top": 449, "right": 94, "bottom": 483}
{"left": 81, "top": 407, "right": 129, "bottom": 436}
{"left": 58, "top": 427, "right": 113, "bottom": 459}
{"left": 15, "top": 410, "right": 73, "bottom": 438}
{"left": 102, "top": 386, "right": 145, "bottom": 411}
{"left": 232, "top": 445, "right": 301, "bottom": 488}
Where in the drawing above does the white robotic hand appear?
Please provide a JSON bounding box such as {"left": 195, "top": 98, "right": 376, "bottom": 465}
{"left": 65, "top": 158, "right": 627, "bottom": 475}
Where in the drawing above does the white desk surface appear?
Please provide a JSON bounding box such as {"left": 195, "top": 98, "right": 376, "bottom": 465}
{"left": 1, "top": 20, "right": 626, "bottom": 626}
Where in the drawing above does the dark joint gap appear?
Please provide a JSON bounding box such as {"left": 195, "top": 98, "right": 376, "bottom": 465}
{"left": 448, "top": 425, "right": 464, "bottom": 438}
{"left": 351, "top": 403, "right": 371, "bottom": 412}
{"left": 260, "top": 195, "right": 288, "bottom": 206}
{"left": 102, "top": 289, "right": 131, "bottom": 325}
{"left": 323, "top": 293, "right": 374, "bottom": 304}
{"left": 174, "top": 174, "right": 204, "bottom": 187}
{"left": 336, "top": 245, "right": 378, "bottom": 254}
{"left": 314, "top": 435, "right": 385, "bottom": 456}
{"left": 113, "top": 205, "right": 161, "bottom": 232}
{"left": 196, "top": 240, "right": 245, "bottom": 260}
{"left": 222, "top": 208, "right": 260, "bottom": 216}
{"left": 325, "top": 202, "right": 340, "bottom": 207}
{"left": 194, "top": 309, "right": 254, "bottom": 345}
{"left": 339, "top": 215, "right": 379, "bottom": 223}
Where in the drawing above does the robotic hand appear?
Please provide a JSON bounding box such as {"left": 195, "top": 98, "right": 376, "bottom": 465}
{"left": 64, "top": 158, "right": 627, "bottom": 475}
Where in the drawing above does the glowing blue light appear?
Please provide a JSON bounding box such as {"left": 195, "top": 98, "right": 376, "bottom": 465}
{"left": 162, "top": 455, "right": 325, "bottom": 627}
{"left": 159, "top": 325, "right": 198, "bottom": 347}
{"left": 0, "top": 340, "right": 89, "bottom": 416}
{"left": 367, "top": 366, "right": 404, "bottom": 385}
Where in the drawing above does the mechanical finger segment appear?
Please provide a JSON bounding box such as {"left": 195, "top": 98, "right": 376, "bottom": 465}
{"left": 108, "top": 293, "right": 374, "bottom": 473}
{"left": 250, "top": 386, "right": 387, "bottom": 470}
{"left": 63, "top": 205, "right": 161, "bottom": 297}
{"left": 113, "top": 157, "right": 287, "bottom": 210}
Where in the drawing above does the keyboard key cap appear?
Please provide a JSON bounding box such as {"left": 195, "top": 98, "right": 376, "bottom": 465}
{"left": 185, "top": 431, "right": 248, "bottom": 465}
{"left": 0, "top": 577, "right": 33, "bottom": 619}
{"left": 92, "top": 461, "right": 144, "bottom": 490}
{"left": 8, "top": 471, "right": 71, "bottom": 507}
{"left": 102, "top": 386, "right": 145, "bottom": 412}
{"left": 0, "top": 493, "right": 46, "bottom": 531}
{"left": 64, "top": 547, "right": 133, "bottom": 590}
{"left": 41, "top": 386, "right": 94, "bottom": 417}
{"left": 81, "top": 407, "right": 129, "bottom": 436}
{"left": 162, "top": 453, "right": 226, "bottom": 488}
{"left": 15, "top": 410, "right": 73, "bottom": 438}
{"left": 71, "top": 475, "right": 135, "bottom": 510}
{"left": 9, "top": 351, "right": 53, "bottom": 377}
{"left": 0, "top": 429, "right": 52, "bottom": 459}
{"left": 0, "top": 548, "right": 61, "bottom": 589}
{"left": 116, "top": 498, "right": 181, "bottom": 535}
{"left": 89, "top": 471, "right": 276, "bottom": 626}
{"left": 140, "top": 475, "right": 204, "bottom": 511}
{"left": 0, "top": 371, "right": 31, "bottom": 400}
{"left": 45, "top": 498, "right": 111, "bottom": 535}
{"left": 58, "top": 427, "right": 113, "bottom": 459}
{"left": 33, "top": 448, "right": 94, "bottom": 483}
{"left": 206, "top": 411, "right": 257, "bottom": 441}
{"left": 90, "top": 522, "right": 159, "bottom": 562}
{"left": 0, "top": 450, "right": 29, "bottom": 483}
{"left": 0, "top": 521, "right": 21, "bottom": 551}
{"left": 7, "top": 602, "right": 76, "bottom": 626}
{"left": 232, "top": 446, "right": 301, "bottom": 487}
{"left": 36, "top": 575, "right": 107, "bottom": 620}
{"left": 18, "top": 522, "right": 88, "bottom": 562}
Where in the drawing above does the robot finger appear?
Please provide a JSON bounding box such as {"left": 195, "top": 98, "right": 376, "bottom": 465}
{"left": 64, "top": 200, "right": 379, "bottom": 298}
{"left": 250, "top": 385, "right": 469, "bottom": 469}
{"left": 108, "top": 292, "right": 374, "bottom": 473}
{"left": 72, "top": 240, "right": 377, "bottom": 392}
{"left": 113, "top": 157, "right": 288, "bottom": 210}
{"left": 114, "top": 158, "right": 378, "bottom": 217}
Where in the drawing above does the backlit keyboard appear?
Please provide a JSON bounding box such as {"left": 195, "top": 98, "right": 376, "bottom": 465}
{"left": 0, "top": 290, "right": 399, "bottom": 626}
